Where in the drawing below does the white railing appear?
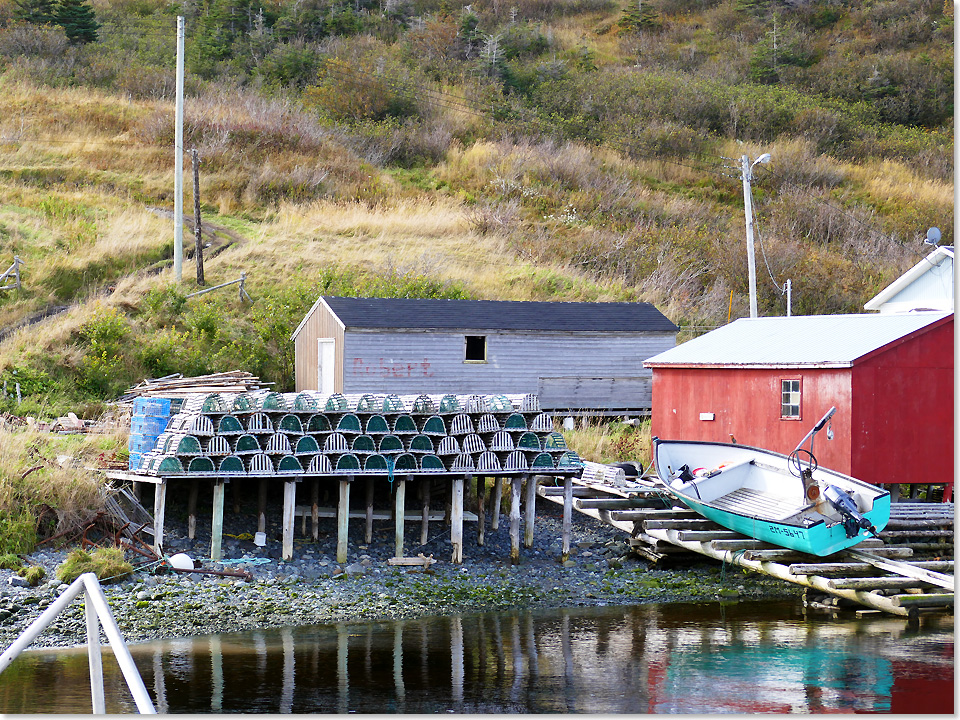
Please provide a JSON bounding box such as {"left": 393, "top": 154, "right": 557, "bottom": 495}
{"left": 0, "top": 572, "right": 156, "bottom": 714}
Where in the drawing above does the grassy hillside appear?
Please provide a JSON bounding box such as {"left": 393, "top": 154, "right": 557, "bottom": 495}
{"left": 0, "top": 0, "right": 951, "bottom": 418}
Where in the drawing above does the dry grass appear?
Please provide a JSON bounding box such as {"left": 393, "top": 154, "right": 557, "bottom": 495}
{"left": 562, "top": 418, "right": 652, "bottom": 469}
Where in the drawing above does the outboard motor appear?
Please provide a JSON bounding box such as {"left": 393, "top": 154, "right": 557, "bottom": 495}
{"left": 823, "top": 484, "right": 877, "bottom": 538}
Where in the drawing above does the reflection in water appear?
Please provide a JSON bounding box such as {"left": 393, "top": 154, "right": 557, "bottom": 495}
{"left": 0, "top": 601, "right": 952, "bottom": 714}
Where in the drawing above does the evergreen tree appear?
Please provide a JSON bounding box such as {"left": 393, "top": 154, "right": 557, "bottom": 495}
{"left": 13, "top": 0, "right": 57, "bottom": 25}
{"left": 54, "top": 0, "right": 99, "bottom": 44}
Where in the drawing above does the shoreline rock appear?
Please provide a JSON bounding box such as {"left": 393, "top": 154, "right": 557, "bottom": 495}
{"left": 0, "top": 504, "right": 801, "bottom": 650}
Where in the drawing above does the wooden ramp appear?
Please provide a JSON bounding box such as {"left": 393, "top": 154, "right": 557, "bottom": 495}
{"left": 538, "top": 475, "right": 954, "bottom": 618}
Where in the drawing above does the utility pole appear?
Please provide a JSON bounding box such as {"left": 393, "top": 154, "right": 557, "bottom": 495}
{"left": 174, "top": 16, "right": 185, "bottom": 282}
{"left": 741, "top": 153, "right": 770, "bottom": 318}
{"left": 192, "top": 149, "right": 204, "bottom": 286}
{"left": 785, "top": 278, "right": 792, "bottom": 317}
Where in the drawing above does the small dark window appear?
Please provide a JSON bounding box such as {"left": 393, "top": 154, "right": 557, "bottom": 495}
{"left": 465, "top": 336, "right": 486, "bottom": 362}
{"left": 781, "top": 379, "right": 801, "bottom": 419}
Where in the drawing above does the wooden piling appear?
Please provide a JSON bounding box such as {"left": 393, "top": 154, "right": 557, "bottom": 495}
{"left": 187, "top": 480, "right": 199, "bottom": 540}
{"left": 153, "top": 479, "right": 167, "bottom": 554}
{"left": 420, "top": 481, "right": 430, "bottom": 546}
{"left": 210, "top": 480, "right": 225, "bottom": 561}
{"left": 311, "top": 479, "right": 319, "bottom": 541}
{"left": 257, "top": 478, "right": 268, "bottom": 534}
{"left": 477, "top": 477, "right": 486, "bottom": 546}
{"left": 561, "top": 475, "right": 572, "bottom": 561}
{"left": 524, "top": 476, "right": 538, "bottom": 548}
{"left": 395, "top": 478, "right": 406, "bottom": 559}
{"left": 491, "top": 477, "right": 503, "bottom": 530}
{"left": 451, "top": 477, "right": 464, "bottom": 563}
{"left": 282, "top": 480, "right": 297, "bottom": 561}
{"left": 337, "top": 479, "right": 351, "bottom": 564}
{"left": 510, "top": 477, "right": 522, "bottom": 564}
{"left": 365, "top": 477, "right": 375, "bottom": 545}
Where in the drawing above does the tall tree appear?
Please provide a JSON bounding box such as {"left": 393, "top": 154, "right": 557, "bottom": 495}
{"left": 55, "top": 0, "right": 100, "bottom": 44}
{"left": 13, "top": 0, "right": 57, "bottom": 25}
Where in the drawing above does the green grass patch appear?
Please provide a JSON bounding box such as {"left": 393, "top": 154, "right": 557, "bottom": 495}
{"left": 56, "top": 548, "right": 133, "bottom": 584}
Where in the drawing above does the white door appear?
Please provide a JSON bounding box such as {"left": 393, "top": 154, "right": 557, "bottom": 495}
{"left": 317, "top": 338, "right": 336, "bottom": 394}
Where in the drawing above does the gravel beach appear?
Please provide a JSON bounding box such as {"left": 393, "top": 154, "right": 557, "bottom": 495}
{"left": 0, "top": 496, "right": 801, "bottom": 650}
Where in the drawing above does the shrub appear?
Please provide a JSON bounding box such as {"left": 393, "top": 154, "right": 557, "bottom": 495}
{"left": 18, "top": 564, "right": 45, "bottom": 586}
{"left": 0, "top": 553, "right": 23, "bottom": 571}
{"left": 56, "top": 547, "right": 132, "bottom": 584}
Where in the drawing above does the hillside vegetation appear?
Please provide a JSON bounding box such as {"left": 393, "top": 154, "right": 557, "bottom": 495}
{"left": 0, "top": 0, "right": 952, "bottom": 417}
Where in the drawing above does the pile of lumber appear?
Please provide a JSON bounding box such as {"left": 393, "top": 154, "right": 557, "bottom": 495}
{"left": 119, "top": 371, "right": 271, "bottom": 403}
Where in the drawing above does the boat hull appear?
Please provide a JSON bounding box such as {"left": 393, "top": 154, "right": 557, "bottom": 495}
{"left": 653, "top": 439, "right": 891, "bottom": 557}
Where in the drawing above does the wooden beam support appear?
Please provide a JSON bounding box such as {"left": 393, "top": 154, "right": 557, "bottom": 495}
{"left": 451, "top": 477, "right": 464, "bottom": 564}
{"left": 510, "top": 477, "right": 523, "bottom": 564}
{"left": 395, "top": 478, "right": 406, "bottom": 559}
{"left": 337, "top": 479, "right": 350, "bottom": 565}
{"left": 210, "top": 480, "right": 225, "bottom": 561}
{"left": 311, "top": 479, "right": 319, "bottom": 541}
{"left": 282, "top": 479, "right": 297, "bottom": 561}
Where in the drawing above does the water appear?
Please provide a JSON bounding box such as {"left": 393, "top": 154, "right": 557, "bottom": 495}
{"left": 0, "top": 601, "right": 952, "bottom": 714}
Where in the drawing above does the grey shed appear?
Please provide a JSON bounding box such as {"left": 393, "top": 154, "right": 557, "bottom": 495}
{"left": 292, "top": 296, "right": 677, "bottom": 415}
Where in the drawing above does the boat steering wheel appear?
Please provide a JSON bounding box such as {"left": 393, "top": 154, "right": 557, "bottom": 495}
{"left": 787, "top": 448, "right": 818, "bottom": 478}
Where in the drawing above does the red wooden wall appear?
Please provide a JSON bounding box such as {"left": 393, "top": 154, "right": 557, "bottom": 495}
{"left": 849, "top": 317, "right": 954, "bottom": 487}
{"left": 649, "top": 316, "right": 954, "bottom": 487}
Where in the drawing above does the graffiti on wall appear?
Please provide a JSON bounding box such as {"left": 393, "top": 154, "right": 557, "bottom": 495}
{"left": 351, "top": 357, "right": 434, "bottom": 378}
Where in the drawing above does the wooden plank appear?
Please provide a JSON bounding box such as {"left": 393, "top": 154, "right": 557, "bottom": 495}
{"left": 539, "top": 486, "right": 604, "bottom": 498}
{"left": 311, "top": 479, "right": 319, "bottom": 541}
{"left": 281, "top": 480, "right": 296, "bottom": 562}
{"left": 644, "top": 519, "right": 724, "bottom": 530}
{"left": 846, "top": 550, "right": 955, "bottom": 590}
{"left": 451, "top": 477, "right": 464, "bottom": 564}
{"left": 891, "top": 593, "right": 955, "bottom": 607}
{"left": 562, "top": 475, "right": 573, "bottom": 561}
{"left": 788, "top": 558, "right": 948, "bottom": 576}
{"left": 337, "top": 480, "right": 350, "bottom": 565}
{"left": 575, "top": 498, "right": 663, "bottom": 510}
{"left": 611, "top": 509, "right": 696, "bottom": 522}
{"left": 676, "top": 530, "right": 742, "bottom": 542}
{"left": 826, "top": 577, "right": 935, "bottom": 591}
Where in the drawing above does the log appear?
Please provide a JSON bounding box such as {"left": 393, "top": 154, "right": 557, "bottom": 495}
{"left": 826, "top": 577, "right": 934, "bottom": 591}
{"left": 643, "top": 519, "right": 724, "bottom": 530}
{"left": 562, "top": 475, "right": 572, "bottom": 561}
{"left": 676, "top": 530, "right": 742, "bottom": 542}
{"left": 491, "top": 478, "right": 503, "bottom": 530}
{"left": 337, "top": 480, "right": 350, "bottom": 564}
{"left": 610, "top": 509, "right": 696, "bottom": 522}
{"left": 510, "top": 478, "right": 522, "bottom": 564}
{"left": 281, "top": 480, "right": 296, "bottom": 562}
{"left": 420, "top": 481, "right": 430, "bottom": 546}
{"left": 891, "top": 593, "right": 955, "bottom": 607}
{"left": 538, "top": 486, "right": 597, "bottom": 498}
{"left": 395, "top": 479, "right": 406, "bottom": 559}
{"left": 388, "top": 553, "right": 436, "bottom": 568}
{"left": 574, "top": 498, "right": 663, "bottom": 510}
{"left": 210, "top": 480, "right": 224, "bottom": 561}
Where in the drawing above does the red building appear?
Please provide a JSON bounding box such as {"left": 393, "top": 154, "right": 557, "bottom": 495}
{"left": 644, "top": 312, "right": 954, "bottom": 499}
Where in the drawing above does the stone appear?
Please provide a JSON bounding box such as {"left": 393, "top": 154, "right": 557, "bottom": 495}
{"left": 344, "top": 563, "right": 365, "bottom": 576}
{"left": 7, "top": 577, "right": 28, "bottom": 588}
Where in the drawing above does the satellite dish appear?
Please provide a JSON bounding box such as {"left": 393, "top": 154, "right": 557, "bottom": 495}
{"left": 925, "top": 227, "right": 941, "bottom": 246}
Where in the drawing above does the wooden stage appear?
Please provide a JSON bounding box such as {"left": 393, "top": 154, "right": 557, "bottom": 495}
{"left": 106, "top": 470, "right": 581, "bottom": 565}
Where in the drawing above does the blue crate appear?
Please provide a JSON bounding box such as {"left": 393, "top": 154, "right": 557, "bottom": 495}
{"left": 130, "top": 414, "right": 171, "bottom": 437}
{"left": 128, "top": 432, "right": 162, "bottom": 455}
{"left": 128, "top": 452, "right": 142, "bottom": 471}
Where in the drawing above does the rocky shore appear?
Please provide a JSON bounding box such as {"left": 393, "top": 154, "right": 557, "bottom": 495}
{"left": 1, "top": 500, "right": 801, "bottom": 650}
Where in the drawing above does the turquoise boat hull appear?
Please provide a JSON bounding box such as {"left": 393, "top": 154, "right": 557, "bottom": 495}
{"left": 653, "top": 438, "right": 891, "bottom": 557}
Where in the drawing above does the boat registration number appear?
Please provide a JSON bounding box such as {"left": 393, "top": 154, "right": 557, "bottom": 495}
{"left": 769, "top": 525, "right": 804, "bottom": 540}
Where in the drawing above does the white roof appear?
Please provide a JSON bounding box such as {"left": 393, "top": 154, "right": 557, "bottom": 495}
{"left": 864, "top": 246, "right": 954, "bottom": 313}
{"left": 644, "top": 312, "right": 951, "bottom": 368}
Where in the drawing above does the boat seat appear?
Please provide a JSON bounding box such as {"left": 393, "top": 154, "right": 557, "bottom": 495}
{"left": 712, "top": 487, "right": 807, "bottom": 522}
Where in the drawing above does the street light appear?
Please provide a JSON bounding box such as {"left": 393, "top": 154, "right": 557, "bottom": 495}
{"left": 742, "top": 152, "right": 770, "bottom": 318}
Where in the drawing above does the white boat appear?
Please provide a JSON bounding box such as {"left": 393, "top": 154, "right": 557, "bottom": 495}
{"left": 652, "top": 408, "right": 890, "bottom": 556}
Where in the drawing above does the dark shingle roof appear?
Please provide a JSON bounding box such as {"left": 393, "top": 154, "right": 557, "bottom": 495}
{"left": 320, "top": 296, "right": 677, "bottom": 333}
